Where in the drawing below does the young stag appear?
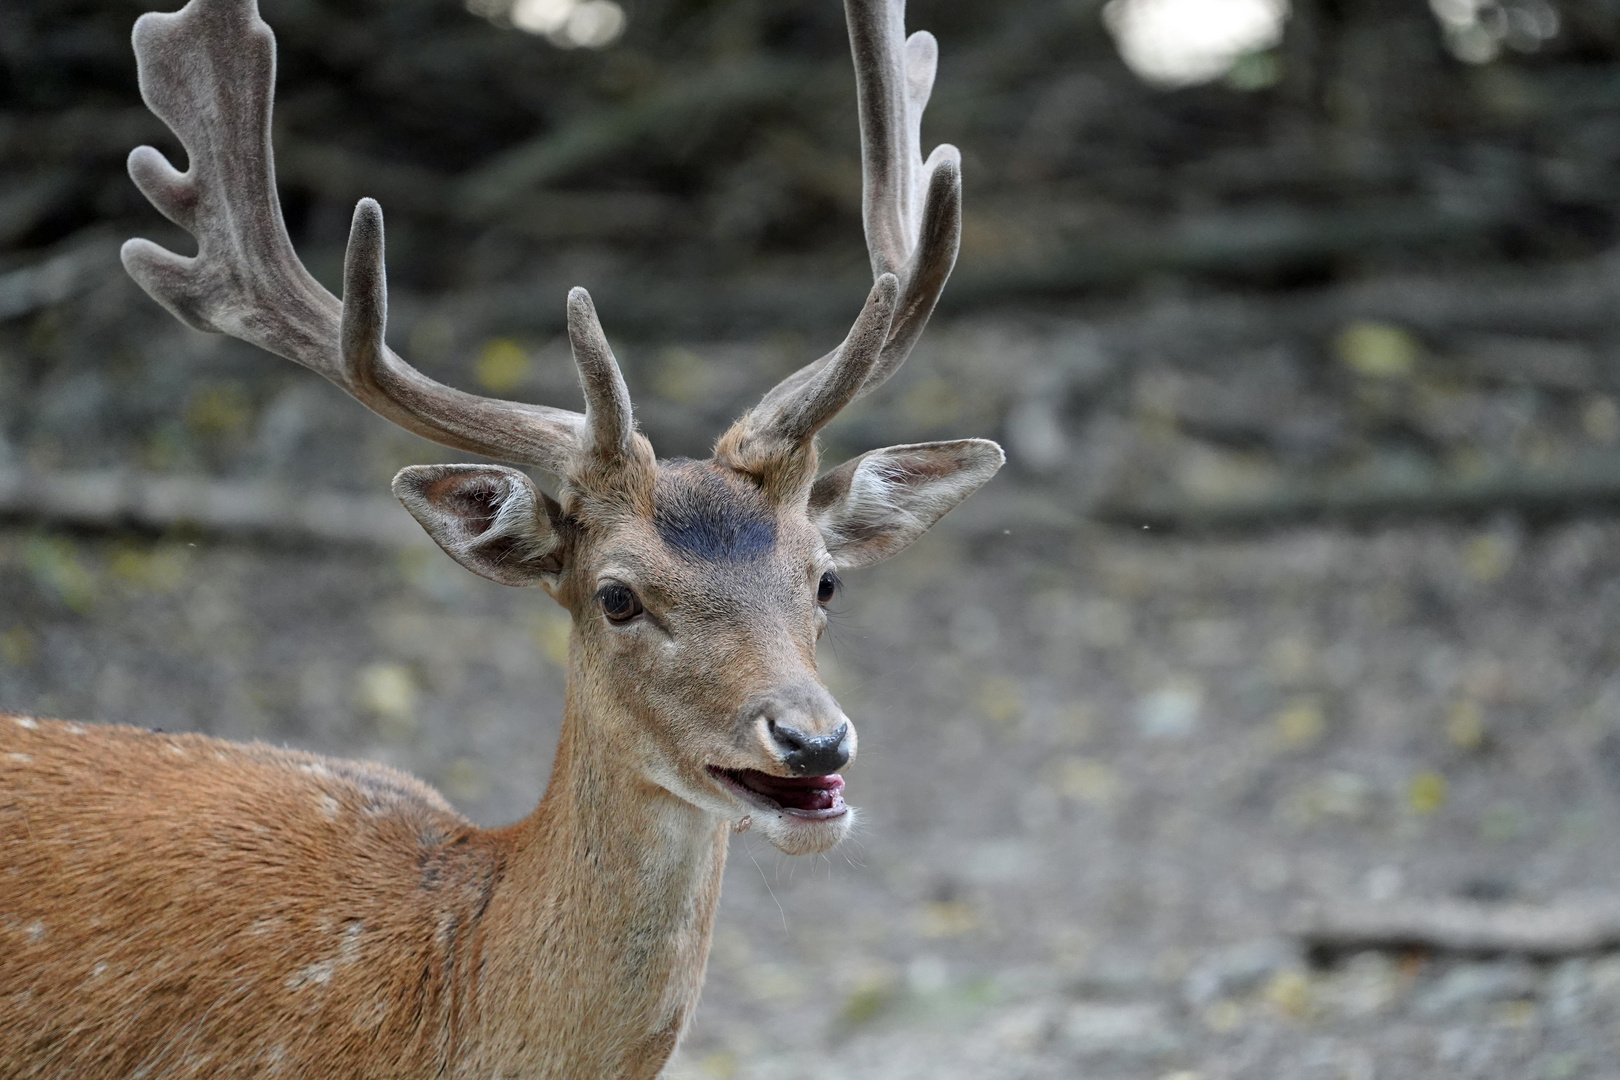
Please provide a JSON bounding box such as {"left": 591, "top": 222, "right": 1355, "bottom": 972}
{"left": 0, "top": 0, "right": 1001, "bottom": 1075}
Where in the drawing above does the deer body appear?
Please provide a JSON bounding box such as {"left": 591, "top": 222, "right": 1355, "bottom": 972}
{"left": 1, "top": 0, "right": 1002, "bottom": 1074}
{"left": 2, "top": 718, "right": 497, "bottom": 1077}
{"left": 1, "top": 704, "right": 726, "bottom": 1078}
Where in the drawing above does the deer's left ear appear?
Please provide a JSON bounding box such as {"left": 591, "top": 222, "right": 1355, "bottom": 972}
{"left": 393, "top": 464, "right": 565, "bottom": 586}
{"left": 809, "top": 439, "right": 1004, "bottom": 570}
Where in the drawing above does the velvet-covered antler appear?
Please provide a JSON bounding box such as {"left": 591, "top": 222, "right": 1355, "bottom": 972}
{"left": 726, "top": 0, "right": 962, "bottom": 461}
{"left": 121, "top": 0, "right": 629, "bottom": 477}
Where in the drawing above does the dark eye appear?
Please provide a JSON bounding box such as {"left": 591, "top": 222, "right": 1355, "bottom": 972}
{"left": 816, "top": 571, "right": 839, "bottom": 606}
{"left": 596, "top": 584, "right": 643, "bottom": 624}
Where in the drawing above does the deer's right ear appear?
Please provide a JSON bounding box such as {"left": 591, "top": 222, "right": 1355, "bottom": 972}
{"left": 809, "top": 439, "right": 1003, "bottom": 570}
{"left": 393, "top": 465, "right": 565, "bottom": 586}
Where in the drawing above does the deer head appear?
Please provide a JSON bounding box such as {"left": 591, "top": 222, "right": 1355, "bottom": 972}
{"left": 121, "top": 0, "right": 1001, "bottom": 857}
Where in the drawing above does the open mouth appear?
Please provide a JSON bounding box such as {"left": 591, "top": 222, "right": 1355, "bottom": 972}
{"left": 709, "top": 767, "right": 847, "bottom": 819}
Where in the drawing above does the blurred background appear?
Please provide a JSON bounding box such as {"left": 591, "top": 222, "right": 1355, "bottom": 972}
{"left": 7, "top": 0, "right": 1620, "bottom": 1076}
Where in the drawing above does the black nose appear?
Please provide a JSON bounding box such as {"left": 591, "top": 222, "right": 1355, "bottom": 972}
{"left": 768, "top": 720, "right": 850, "bottom": 775}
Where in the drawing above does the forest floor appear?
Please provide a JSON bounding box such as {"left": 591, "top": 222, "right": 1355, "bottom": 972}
{"left": 5, "top": 472, "right": 1620, "bottom": 1079}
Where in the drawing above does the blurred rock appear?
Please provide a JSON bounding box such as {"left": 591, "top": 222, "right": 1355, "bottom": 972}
{"left": 1318, "top": 951, "right": 1408, "bottom": 1020}
{"left": 1136, "top": 682, "right": 1202, "bottom": 739}
{"left": 1056, "top": 1002, "right": 1180, "bottom": 1060}
{"left": 1182, "top": 940, "right": 1299, "bottom": 1007}
{"left": 1411, "top": 960, "right": 1540, "bottom": 1019}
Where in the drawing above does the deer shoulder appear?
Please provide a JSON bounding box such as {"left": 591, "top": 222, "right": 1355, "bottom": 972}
{"left": 0, "top": 713, "right": 494, "bottom": 1078}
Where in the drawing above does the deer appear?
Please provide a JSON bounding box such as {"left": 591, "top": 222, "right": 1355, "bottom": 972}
{"left": 0, "top": 0, "right": 1001, "bottom": 1075}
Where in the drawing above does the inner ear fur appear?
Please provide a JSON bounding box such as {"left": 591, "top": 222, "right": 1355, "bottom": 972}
{"left": 809, "top": 438, "right": 1003, "bottom": 570}
{"left": 393, "top": 464, "right": 565, "bottom": 586}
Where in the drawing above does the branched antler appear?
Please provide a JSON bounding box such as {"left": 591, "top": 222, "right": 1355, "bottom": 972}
{"left": 732, "top": 0, "right": 961, "bottom": 455}
{"left": 123, "top": 0, "right": 954, "bottom": 489}
{"left": 121, "top": 0, "right": 625, "bottom": 477}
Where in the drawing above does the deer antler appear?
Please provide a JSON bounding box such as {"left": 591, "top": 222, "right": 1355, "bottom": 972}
{"left": 120, "top": 0, "right": 624, "bottom": 477}
{"left": 731, "top": 0, "right": 961, "bottom": 456}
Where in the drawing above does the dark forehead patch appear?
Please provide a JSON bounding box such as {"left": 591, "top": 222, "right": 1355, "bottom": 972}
{"left": 654, "top": 463, "right": 777, "bottom": 562}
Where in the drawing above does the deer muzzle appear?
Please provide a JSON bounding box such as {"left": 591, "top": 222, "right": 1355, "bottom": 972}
{"left": 742, "top": 681, "right": 855, "bottom": 775}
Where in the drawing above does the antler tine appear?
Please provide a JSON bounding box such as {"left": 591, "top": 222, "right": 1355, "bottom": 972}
{"left": 752, "top": 273, "right": 897, "bottom": 446}
{"left": 120, "top": 0, "right": 592, "bottom": 476}
{"left": 339, "top": 200, "right": 584, "bottom": 475}
{"left": 736, "top": 0, "right": 962, "bottom": 449}
{"left": 565, "top": 288, "right": 637, "bottom": 463}
{"left": 838, "top": 0, "right": 963, "bottom": 392}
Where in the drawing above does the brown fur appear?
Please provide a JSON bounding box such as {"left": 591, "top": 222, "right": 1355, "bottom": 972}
{"left": 0, "top": 691, "right": 731, "bottom": 1078}
{"left": 0, "top": 717, "right": 490, "bottom": 1077}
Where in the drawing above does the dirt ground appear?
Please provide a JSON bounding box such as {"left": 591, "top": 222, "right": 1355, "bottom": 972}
{"left": 5, "top": 473, "right": 1620, "bottom": 1079}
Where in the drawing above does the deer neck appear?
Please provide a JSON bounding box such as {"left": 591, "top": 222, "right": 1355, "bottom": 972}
{"left": 470, "top": 680, "right": 730, "bottom": 1077}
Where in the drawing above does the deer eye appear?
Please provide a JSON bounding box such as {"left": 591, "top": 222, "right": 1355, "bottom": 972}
{"left": 817, "top": 571, "right": 839, "bottom": 606}
{"left": 596, "top": 584, "right": 643, "bottom": 624}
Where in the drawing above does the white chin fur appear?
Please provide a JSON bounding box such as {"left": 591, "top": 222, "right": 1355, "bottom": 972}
{"left": 654, "top": 765, "right": 855, "bottom": 854}
{"left": 759, "top": 807, "right": 854, "bottom": 855}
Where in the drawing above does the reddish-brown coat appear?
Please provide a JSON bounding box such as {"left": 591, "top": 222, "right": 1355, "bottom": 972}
{"left": 1, "top": 716, "right": 493, "bottom": 1077}
{"left": 0, "top": 712, "right": 728, "bottom": 1079}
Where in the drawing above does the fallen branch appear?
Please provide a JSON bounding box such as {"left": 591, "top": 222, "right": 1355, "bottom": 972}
{"left": 0, "top": 169, "right": 80, "bottom": 249}
{"left": 274, "top": 137, "right": 452, "bottom": 217}
{"left": 946, "top": 197, "right": 1516, "bottom": 311}
{"left": 454, "top": 59, "right": 820, "bottom": 219}
{"left": 0, "top": 106, "right": 165, "bottom": 165}
{"left": 0, "top": 232, "right": 122, "bottom": 322}
{"left": 271, "top": 138, "right": 689, "bottom": 242}
{"left": 1292, "top": 897, "right": 1620, "bottom": 958}
{"left": 0, "top": 468, "right": 425, "bottom": 548}
{"left": 430, "top": 232, "right": 1620, "bottom": 343}
{"left": 1093, "top": 451, "right": 1620, "bottom": 530}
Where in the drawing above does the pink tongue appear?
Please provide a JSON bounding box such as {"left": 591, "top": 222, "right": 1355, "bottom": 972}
{"left": 742, "top": 771, "right": 844, "bottom": 811}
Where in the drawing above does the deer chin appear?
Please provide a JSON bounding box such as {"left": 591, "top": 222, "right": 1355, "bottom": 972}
{"left": 708, "top": 767, "right": 853, "bottom": 855}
